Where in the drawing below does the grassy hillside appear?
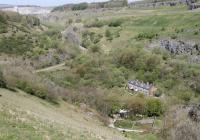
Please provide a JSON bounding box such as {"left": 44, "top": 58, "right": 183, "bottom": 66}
{"left": 0, "top": 11, "right": 80, "bottom": 68}
{"left": 0, "top": 11, "right": 41, "bottom": 55}
{"left": 0, "top": 4, "right": 200, "bottom": 140}
{"left": 0, "top": 88, "right": 127, "bottom": 140}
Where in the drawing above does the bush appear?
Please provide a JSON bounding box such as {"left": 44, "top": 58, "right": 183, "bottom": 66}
{"left": 171, "top": 34, "right": 177, "bottom": 39}
{"left": 135, "top": 32, "right": 158, "bottom": 40}
{"left": 90, "top": 44, "right": 101, "bottom": 53}
{"left": 85, "top": 19, "right": 105, "bottom": 28}
{"left": 178, "top": 92, "right": 193, "bottom": 103}
{"left": 108, "top": 19, "right": 123, "bottom": 27}
{"left": 145, "top": 99, "right": 164, "bottom": 117}
{"left": 0, "top": 69, "right": 6, "bottom": 88}
{"left": 127, "top": 97, "right": 146, "bottom": 115}
{"left": 105, "top": 30, "right": 113, "bottom": 41}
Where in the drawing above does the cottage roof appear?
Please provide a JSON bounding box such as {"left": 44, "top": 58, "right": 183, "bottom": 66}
{"left": 128, "top": 80, "right": 153, "bottom": 90}
{"left": 119, "top": 109, "right": 128, "bottom": 114}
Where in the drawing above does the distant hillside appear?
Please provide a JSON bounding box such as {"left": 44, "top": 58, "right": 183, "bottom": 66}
{"left": 0, "top": 5, "right": 51, "bottom": 15}
{"left": 0, "top": 11, "right": 69, "bottom": 68}
{"left": 0, "top": 4, "right": 13, "bottom": 8}
{"left": 52, "top": 0, "right": 128, "bottom": 12}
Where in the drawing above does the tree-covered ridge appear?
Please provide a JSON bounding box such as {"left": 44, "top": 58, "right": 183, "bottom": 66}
{"left": 0, "top": 11, "right": 65, "bottom": 62}
{"left": 51, "top": 0, "right": 128, "bottom": 12}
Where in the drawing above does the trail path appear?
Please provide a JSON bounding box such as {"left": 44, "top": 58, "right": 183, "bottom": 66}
{"left": 108, "top": 118, "right": 145, "bottom": 133}
{"left": 34, "top": 63, "right": 66, "bottom": 73}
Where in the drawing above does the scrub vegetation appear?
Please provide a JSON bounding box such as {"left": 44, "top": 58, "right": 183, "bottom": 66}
{"left": 0, "top": 1, "right": 200, "bottom": 140}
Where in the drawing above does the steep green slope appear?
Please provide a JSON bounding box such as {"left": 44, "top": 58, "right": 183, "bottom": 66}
{"left": 0, "top": 11, "right": 66, "bottom": 59}
{"left": 0, "top": 88, "right": 128, "bottom": 140}
{"left": 0, "top": 11, "right": 77, "bottom": 68}
{"left": 0, "top": 11, "right": 40, "bottom": 55}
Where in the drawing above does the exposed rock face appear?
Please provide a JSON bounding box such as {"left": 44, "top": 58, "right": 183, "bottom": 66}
{"left": 129, "top": 1, "right": 183, "bottom": 8}
{"left": 188, "top": 3, "right": 200, "bottom": 10}
{"left": 61, "top": 26, "right": 81, "bottom": 46}
{"left": 160, "top": 40, "right": 200, "bottom": 55}
{"left": 1, "top": 6, "right": 51, "bottom": 15}
{"left": 160, "top": 39, "right": 200, "bottom": 64}
{"left": 189, "top": 56, "right": 200, "bottom": 64}
{"left": 188, "top": 104, "right": 200, "bottom": 122}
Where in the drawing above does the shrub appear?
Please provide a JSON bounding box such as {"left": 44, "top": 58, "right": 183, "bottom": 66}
{"left": 194, "top": 31, "right": 199, "bottom": 35}
{"left": 178, "top": 92, "right": 193, "bottom": 103}
{"left": 90, "top": 44, "right": 101, "bottom": 53}
{"left": 127, "top": 97, "right": 146, "bottom": 115}
{"left": 0, "top": 69, "right": 6, "bottom": 88}
{"left": 171, "top": 34, "right": 177, "bottom": 39}
{"left": 135, "top": 32, "right": 158, "bottom": 40}
{"left": 145, "top": 99, "right": 164, "bottom": 117}
{"left": 81, "top": 38, "right": 91, "bottom": 48}
{"left": 81, "top": 31, "right": 102, "bottom": 48}
{"left": 114, "top": 48, "right": 138, "bottom": 69}
{"left": 67, "top": 19, "right": 73, "bottom": 25}
{"left": 105, "top": 30, "right": 113, "bottom": 41}
{"left": 108, "top": 19, "right": 123, "bottom": 27}
{"left": 85, "top": 19, "right": 105, "bottom": 28}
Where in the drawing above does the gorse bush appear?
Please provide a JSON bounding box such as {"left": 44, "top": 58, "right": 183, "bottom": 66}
{"left": 135, "top": 32, "right": 158, "bottom": 40}
{"left": 108, "top": 19, "right": 123, "bottom": 27}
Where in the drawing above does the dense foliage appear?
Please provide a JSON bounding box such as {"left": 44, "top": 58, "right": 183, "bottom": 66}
{"left": 72, "top": 3, "right": 88, "bottom": 11}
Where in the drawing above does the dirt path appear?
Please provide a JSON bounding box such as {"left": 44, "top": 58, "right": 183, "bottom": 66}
{"left": 108, "top": 118, "right": 145, "bottom": 133}
{"left": 34, "top": 62, "right": 66, "bottom": 73}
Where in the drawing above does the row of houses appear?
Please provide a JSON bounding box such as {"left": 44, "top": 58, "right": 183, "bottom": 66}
{"left": 127, "top": 80, "right": 157, "bottom": 96}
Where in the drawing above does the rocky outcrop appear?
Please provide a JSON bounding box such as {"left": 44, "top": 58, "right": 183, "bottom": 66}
{"left": 160, "top": 40, "right": 200, "bottom": 55}
{"left": 1, "top": 6, "right": 51, "bottom": 15}
{"left": 188, "top": 104, "right": 200, "bottom": 122}
{"left": 188, "top": 3, "right": 200, "bottom": 10}
{"left": 61, "top": 25, "right": 82, "bottom": 46}
{"left": 129, "top": 1, "right": 183, "bottom": 8}
{"left": 160, "top": 39, "right": 200, "bottom": 64}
